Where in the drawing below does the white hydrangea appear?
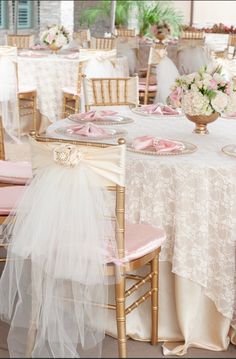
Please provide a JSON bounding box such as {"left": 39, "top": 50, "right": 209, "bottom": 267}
{"left": 224, "top": 92, "right": 236, "bottom": 115}
{"left": 55, "top": 33, "right": 68, "bottom": 47}
{"left": 182, "top": 91, "right": 211, "bottom": 115}
{"left": 211, "top": 91, "right": 228, "bottom": 113}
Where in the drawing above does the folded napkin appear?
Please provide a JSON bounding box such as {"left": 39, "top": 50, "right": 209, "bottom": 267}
{"left": 140, "top": 104, "right": 180, "bottom": 115}
{"left": 67, "top": 123, "right": 111, "bottom": 137}
{"left": 65, "top": 52, "right": 79, "bottom": 59}
{"left": 132, "top": 136, "right": 185, "bottom": 153}
{"left": 19, "top": 51, "right": 45, "bottom": 58}
{"left": 30, "top": 44, "right": 48, "bottom": 50}
{"left": 71, "top": 110, "right": 119, "bottom": 121}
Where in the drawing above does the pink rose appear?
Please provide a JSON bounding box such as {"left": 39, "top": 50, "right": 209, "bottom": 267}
{"left": 209, "top": 79, "right": 217, "bottom": 90}
{"left": 169, "top": 87, "right": 182, "bottom": 108}
{"left": 225, "top": 83, "right": 231, "bottom": 95}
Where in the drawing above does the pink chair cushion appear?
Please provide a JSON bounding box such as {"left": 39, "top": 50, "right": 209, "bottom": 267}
{"left": 139, "top": 84, "right": 157, "bottom": 92}
{"left": 62, "top": 87, "right": 79, "bottom": 96}
{"left": 18, "top": 86, "right": 37, "bottom": 93}
{"left": 0, "top": 186, "right": 25, "bottom": 215}
{"left": 139, "top": 75, "right": 157, "bottom": 85}
{"left": 0, "top": 160, "right": 32, "bottom": 184}
{"left": 107, "top": 222, "right": 166, "bottom": 263}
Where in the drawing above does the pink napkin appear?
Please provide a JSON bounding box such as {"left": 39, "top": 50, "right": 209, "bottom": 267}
{"left": 67, "top": 123, "right": 111, "bottom": 137}
{"left": 132, "top": 136, "right": 185, "bottom": 153}
{"left": 71, "top": 110, "right": 119, "bottom": 121}
{"left": 19, "top": 51, "right": 45, "bottom": 58}
{"left": 65, "top": 52, "right": 79, "bottom": 59}
{"left": 140, "top": 104, "right": 180, "bottom": 115}
{"left": 30, "top": 44, "right": 48, "bottom": 50}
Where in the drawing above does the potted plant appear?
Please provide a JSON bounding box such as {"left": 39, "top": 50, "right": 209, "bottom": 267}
{"left": 136, "top": 1, "right": 183, "bottom": 39}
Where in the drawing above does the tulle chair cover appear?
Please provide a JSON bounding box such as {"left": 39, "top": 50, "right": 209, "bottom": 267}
{"left": 79, "top": 49, "right": 117, "bottom": 78}
{"left": 0, "top": 137, "right": 125, "bottom": 358}
{"left": 0, "top": 46, "right": 20, "bottom": 142}
{"left": 154, "top": 50, "right": 180, "bottom": 104}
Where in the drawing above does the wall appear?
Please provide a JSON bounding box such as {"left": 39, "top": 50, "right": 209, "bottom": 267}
{"left": 172, "top": 1, "right": 191, "bottom": 25}
{"left": 192, "top": 0, "right": 236, "bottom": 28}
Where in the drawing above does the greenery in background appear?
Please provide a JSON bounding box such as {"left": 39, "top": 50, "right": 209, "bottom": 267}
{"left": 137, "top": 1, "right": 183, "bottom": 37}
{"left": 79, "top": 0, "right": 134, "bottom": 28}
{"left": 79, "top": 0, "right": 183, "bottom": 36}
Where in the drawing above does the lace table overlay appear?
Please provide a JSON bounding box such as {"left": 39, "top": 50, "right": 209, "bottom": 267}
{"left": 47, "top": 111, "right": 236, "bottom": 325}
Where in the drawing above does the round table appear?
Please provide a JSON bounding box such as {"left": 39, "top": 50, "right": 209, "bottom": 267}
{"left": 46, "top": 109, "right": 236, "bottom": 356}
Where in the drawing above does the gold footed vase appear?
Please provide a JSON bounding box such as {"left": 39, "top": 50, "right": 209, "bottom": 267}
{"left": 48, "top": 44, "right": 62, "bottom": 54}
{"left": 185, "top": 112, "right": 220, "bottom": 134}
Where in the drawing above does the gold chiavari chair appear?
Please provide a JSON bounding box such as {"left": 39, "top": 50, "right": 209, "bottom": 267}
{"left": 0, "top": 45, "right": 37, "bottom": 133}
{"left": 7, "top": 34, "right": 34, "bottom": 49}
{"left": 181, "top": 29, "right": 205, "bottom": 40}
{"left": 0, "top": 116, "right": 28, "bottom": 262}
{"left": 25, "top": 132, "right": 166, "bottom": 358}
{"left": 62, "top": 62, "right": 83, "bottom": 118}
{"left": 15, "top": 62, "right": 37, "bottom": 132}
{"left": 82, "top": 75, "right": 139, "bottom": 111}
{"left": 115, "top": 28, "right": 136, "bottom": 37}
{"left": 227, "top": 34, "right": 236, "bottom": 59}
{"left": 90, "top": 37, "right": 117, "bottom": 50}
{"left": 73, "top": 29, "right": 91, "bottom": 48}
{"left": 139, "top": 44, "right": 167, "bottom": 105}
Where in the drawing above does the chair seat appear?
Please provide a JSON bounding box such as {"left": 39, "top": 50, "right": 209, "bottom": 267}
{"left": 18, "top": 86, "right": 37, "bottom": 94}
{"left": 139, "top": 83, "right": 157, "bottom": 92}
{"left": 0, "top": 186, "right": 25, "bottom": 215}
{"left": 0, "top": 160, "right": 32, "bottom": 185}
{"left": 107, "top": 222, "right": 166, "bottom": 263}
{"left": 139, "top": 75, "right": 157, "bottom": 85}
{"left": 62, "top": 87, "right": 80, "bottom": 96}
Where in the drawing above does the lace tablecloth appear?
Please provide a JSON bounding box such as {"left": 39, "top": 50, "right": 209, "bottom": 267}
{"left": 17, "top": 52, "right": 129, "bottom": 123}
{"left": 47, "top": 109, "right": 236, "bottom": 329}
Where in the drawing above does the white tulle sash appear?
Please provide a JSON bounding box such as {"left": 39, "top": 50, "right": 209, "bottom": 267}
{"left": 0, "top": 138, "right": 125, "bottom": 358}
{"left": 0, "top": 46, "right": 20, "bottom": 143}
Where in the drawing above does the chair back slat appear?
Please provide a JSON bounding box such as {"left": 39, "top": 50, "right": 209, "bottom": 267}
{"left": 91, "top": 37, "right": 116, "bottom": 50}
{"left": 83, "top": 75, "right": 139, "bottom": 110}
{"left": 115, "top": 28, "right": 135, "bottom": 37}
{"left": 7, "top": 35, "right": 34, "bottom": 49}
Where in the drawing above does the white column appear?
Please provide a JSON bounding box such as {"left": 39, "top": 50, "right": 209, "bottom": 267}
{"left": 60, "top": 0, "right": 74, "bottom": 34}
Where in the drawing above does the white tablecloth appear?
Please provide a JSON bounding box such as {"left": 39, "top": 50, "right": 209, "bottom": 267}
{"left": 46, "top": 109, "right": 236, "bottom": 355}
{"left": 17, "top": 51, "right": 129, "bottom": 124}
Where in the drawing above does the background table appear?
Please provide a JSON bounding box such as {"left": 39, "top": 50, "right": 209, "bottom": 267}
{"left": 17, "top": 50, "right": 129, "bottom": 128}
{"left": 46, "top": 109, "right": 236, "bottom": 355}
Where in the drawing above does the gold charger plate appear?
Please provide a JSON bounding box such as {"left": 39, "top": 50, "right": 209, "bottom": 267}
{"left": 68, "top": 114, "right": 134, "bottom": 125}
{"left": 127, "top": 140, "right": 197, "bottom": 156}
{"left": 55, "top": 126, "right": 128, "bottom": 141}
{"left": 131, "top": 106, "right": 182, "bottom": 117}
{"left": 221, "top": 144, "right": 236, "bottom": 158}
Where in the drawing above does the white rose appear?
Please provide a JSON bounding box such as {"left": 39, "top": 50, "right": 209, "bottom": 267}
{"left": 224, "top": 92, "right": 236, "bottom": 115}
{"left": 211, "top": 91, "right": 228, "bottom": 113}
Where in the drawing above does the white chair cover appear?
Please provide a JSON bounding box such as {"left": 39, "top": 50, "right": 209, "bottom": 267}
{"left": 79, "top": 49, "right": 117, "bottom": 78}
{"left": 0, "top": 46, "right": 20, "bottom": 142}
{"left": 0, "top": 137, "right": 125, "bottom": 358}
{"left": 155, "top": 56, "right": 180, "bottom": 104}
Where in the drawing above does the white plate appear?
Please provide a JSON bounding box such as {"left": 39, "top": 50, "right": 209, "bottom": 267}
{"left": 55, "top": 126, "right": 128, "bottom": 141}
{"left": 68, "top": 114, "right": 134, "bottom": 125}
{"left": 221, "top": 144, "right": 236, "bottom": 158}
{"left": 131, "top": 106, "right": 182, "bottom": 117}
{"left": 127, "top": 140, "right": 197, "bottom": 156}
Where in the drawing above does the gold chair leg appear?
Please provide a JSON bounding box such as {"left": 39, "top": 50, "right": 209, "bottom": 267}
{"left": 75, "top": 97, "right": 80, "bottom": 113}
{"left": 151, "top": 254, "right": 158, "bottom": 345}
{"left": 62, "top": 95, "right": 67, "bottom": 118}
{"left": 33, "top": 95, "right": 37, "bottom": 131}
{"left": 115, "top": 274, "right": 127, "bottom": 358}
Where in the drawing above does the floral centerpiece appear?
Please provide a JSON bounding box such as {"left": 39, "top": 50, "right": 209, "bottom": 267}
{"left": 168, "top": 65, "right": 236, "bottom": 134}
{"left": 151, "top": 21, "right": 171, "bottom": 43}
{"left": 40, "top": 25, "right": 70, "bottom": 53}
